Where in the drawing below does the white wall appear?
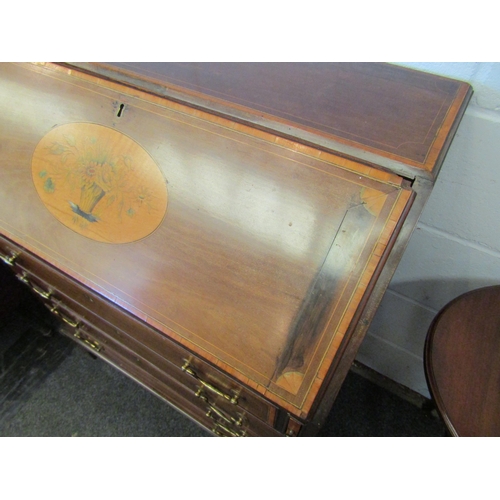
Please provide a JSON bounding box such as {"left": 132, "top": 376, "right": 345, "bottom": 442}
{"left": 355, "top": 62, "right": 500, "bottom": 397}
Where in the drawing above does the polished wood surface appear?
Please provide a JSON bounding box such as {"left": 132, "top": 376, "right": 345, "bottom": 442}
{"left": 0, "top": 62, "right": 471, "bottom": 435}
{"left": 0, "top": 62, "right": 413, "bottom": 417}
{"left": 0, "top": 231, "right": 278, "bottom": 427}
{"left": 425, "top": 286, "right": 500, "bottom": 436}
{"left": 78, "top": 62, "right": 472, "bottom": 176}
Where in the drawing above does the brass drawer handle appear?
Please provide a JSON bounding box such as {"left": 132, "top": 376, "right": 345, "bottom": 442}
{"left": 182, "top": 361, "right": 239, "bottom": 405}
{"left": 49, "top": 305, "right": 80, "bottom": 328}
{"left": 74, "top": 330, "right": 102, "bottom": 353}
{"left": 196, "top": 388, "right": 243, "bottom": 427}
{"left": 1, "top": 250, "right": 19, "bottom": 266}
{"left": 16, "top": 272, "right": 53, "bottom": 299}
{"left": 212, "top": 422, "right": 247, "bottom": 437}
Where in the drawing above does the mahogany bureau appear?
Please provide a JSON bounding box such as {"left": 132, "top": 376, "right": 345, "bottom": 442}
{"left": 0, "top": 63, "right": 471, "bottom": 436}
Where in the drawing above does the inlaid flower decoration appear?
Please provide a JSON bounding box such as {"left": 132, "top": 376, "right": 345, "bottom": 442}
{"left": 41, "top": 134, "right": 156, "bottom": 224}
{"left": 32, "top": 123, "right": 168, "bottom": 244}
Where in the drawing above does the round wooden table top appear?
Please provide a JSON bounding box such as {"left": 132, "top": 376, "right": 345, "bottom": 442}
{"left": 425, "top": 285, "right": 500, "bottom": 437}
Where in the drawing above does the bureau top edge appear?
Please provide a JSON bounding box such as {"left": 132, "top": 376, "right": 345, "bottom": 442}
{"left": 65, "top": 62, "right": 473, "bottom": 181}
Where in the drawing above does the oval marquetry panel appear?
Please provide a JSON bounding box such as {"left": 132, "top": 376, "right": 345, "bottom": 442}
{"left": 32, "top": 123, "right": 168, "bottom": 243}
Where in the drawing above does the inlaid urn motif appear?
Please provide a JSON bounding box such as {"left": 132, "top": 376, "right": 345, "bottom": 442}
{"left": 32, "top": 123, "right": 168, "bottom": 243}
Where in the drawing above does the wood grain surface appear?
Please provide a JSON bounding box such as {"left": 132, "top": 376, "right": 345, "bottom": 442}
{"left": 81, "top": 62, "right": 472, "bottom": 175}
{"left": 0, "top": 62, "right": 413, "bottom": 417}
{"left": 425, "top": 286, "right": 500, "bottom": 437}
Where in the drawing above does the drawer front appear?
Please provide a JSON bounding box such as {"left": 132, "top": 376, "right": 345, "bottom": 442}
{"left": 55, "top": 312, "right": 280, "bottom": 437}
{"left": 53, "top": 293, "right": 280, "bottom": 436}
{"left": 0, "top": 234, "right": 278, "bottom": 428}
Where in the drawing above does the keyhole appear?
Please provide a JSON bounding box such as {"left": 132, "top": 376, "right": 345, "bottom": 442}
{"left": 117, "top": 103, "right": 125, "bottom": 118}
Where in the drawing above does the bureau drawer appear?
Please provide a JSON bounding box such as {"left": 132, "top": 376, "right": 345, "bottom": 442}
{"left": 52, "top": 291, "right": 279, "bottom": 434}
{"left": 0, "top": 235, "right": 278, "bottom": 426}
{"left": 55, "top": 311, "right": 280, "bottom": 437}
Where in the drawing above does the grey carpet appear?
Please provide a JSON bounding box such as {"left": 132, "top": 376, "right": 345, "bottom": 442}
{"left": 0, "top": 295, "right": 445, "bottom": 437}
{"left": 2, "top": 341, "right": 208, "bottom": 437}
